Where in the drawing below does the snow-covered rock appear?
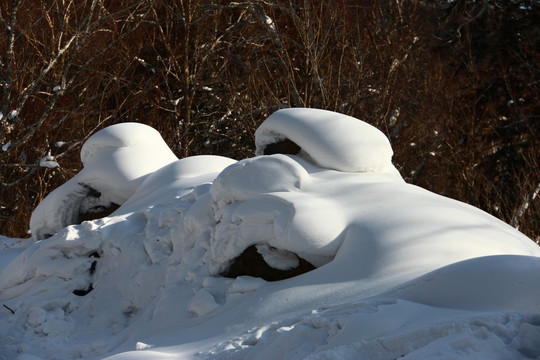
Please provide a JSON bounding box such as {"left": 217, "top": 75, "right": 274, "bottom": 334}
{"left": 29, "top": 122, "right": 178, "bottom": 240}
{"left": 1, "top": 108, "right": 539, "bottom": 360}
{"left": 255, "top": 108, "right": 396, "bottom": 173}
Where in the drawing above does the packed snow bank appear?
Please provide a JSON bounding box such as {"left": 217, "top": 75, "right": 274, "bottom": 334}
{"left": 29, "top": 123, "right": 178, "bottom": 240}
{"left": 2, "top": 109, "right": 540, "bottom": 360}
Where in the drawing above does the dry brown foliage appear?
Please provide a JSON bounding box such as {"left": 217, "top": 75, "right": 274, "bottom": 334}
{"left": 1, "top": 0, "right": 538, "bottom": 243}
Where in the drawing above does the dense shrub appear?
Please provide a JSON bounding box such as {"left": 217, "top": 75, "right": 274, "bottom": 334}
{"left": 1, "top": 0, "right": 538, "bottom": 242}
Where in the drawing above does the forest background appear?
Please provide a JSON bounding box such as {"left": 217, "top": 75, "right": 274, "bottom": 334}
{"left": 0, "top": 0, "right": 538, "bottom": 242}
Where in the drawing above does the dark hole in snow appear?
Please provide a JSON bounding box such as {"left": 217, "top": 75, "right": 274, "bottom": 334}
{"left": 263, "top": 139, "right": 301, "bottom": 156}
{"left": 73, "top": 252, "right": 100, "bottom": 296}
{"left": 90, "top": 261, "right": 97, "bottom": 275}
{"left": 73, "top": 284, "right": 93, "bottom": 297}
{"left": 89, "top": 251, "right": 100, "bottom": 275}
{"left": 221, "top": 245, "right": 315, "bottom": 281}
{"left": 78, "top": 203, "right": 120, "bottom": 223}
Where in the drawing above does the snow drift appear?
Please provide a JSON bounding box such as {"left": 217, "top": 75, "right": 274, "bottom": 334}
{"left": 1, "top": 108, "right": 539, "bottom": 360}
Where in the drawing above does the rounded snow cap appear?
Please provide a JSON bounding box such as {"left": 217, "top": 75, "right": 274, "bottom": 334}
{"left": 255, "top": 108, "right": 394, "bottom": 172}
{"left": 80, "top": 122, "right": 173, "bottom": 165}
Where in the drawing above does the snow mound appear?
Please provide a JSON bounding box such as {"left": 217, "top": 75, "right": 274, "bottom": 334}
{"left": 395, "top": 255, "right": 540, "bottom": 313}
{"left": 210, "top": 154, "right": 308, "bottom": 204}
{"left": 255, "top": 108, "right": 394, "bottom": 172}
{"left": 29, "top": 123, "right": 178, "bottom": 240}
{"left": 2, "top": 109, "right": 540, "bottom": 360}
{"left": 120, "top": 155, "right": 236, "bottom": 212}
{"left": 80, "top": 122, "right": 170, "bottom": 165}
{"left": 209, "top": 155, "right": 349, "bottom": 268}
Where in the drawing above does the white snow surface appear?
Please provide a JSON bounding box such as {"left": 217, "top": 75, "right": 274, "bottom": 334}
{"left": 29, "top": 122, "right": 179, "bottom": 240}
{"left": 255, "top": 108, "right": 395, "bottom": 172}
{"left": 2, "top": 109, "right": 540, "bottom": 360}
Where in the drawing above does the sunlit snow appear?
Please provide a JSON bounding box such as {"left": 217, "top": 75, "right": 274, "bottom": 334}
{"left": 29, "top": 122, "right": 178, "bottom": 240}
{"left": 1, "top": 108, "right": 539, "bottom": 360}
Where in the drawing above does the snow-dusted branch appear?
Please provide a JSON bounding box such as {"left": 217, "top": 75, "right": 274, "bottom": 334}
{"left": 0, "top": 0, "right": 21, "bottom": 139}
{"left": 512, "top": 182, "right": 540, "bottom": 231}
{"left": 4, "top": 0, "right": 154, "bottom": 155}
